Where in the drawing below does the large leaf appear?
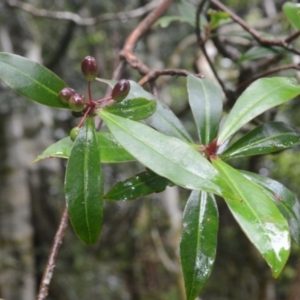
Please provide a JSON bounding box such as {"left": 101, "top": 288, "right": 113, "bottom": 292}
{"left": 104, "top": 98, "right": 157, "bottom": 120}
{"left": 65, "top": 117, "right": 103, "bottom": 245}
{"left": 32, "top": 132, "right": 135, "bottom": 163}
{"left": 217, "top": 77, "right": 300, "bottom": 145}
{"left": 0, "top": 52, "right": 68, "bottom": 108}
{"left": 283, "top": 2, "right": 300, "bottom": 30}
{"left": 240, "top": 170, "right": 300, "bottom": 245}
{"left": 180, "top": 190, "right": 218, "bottom": 300}
{"left": 105, "top": 169, "right": 172, "bottom": 201}
{"left": 187, "top": 75, "right": 222, "bottom": 145}
{"left": 98, "top": 110, "right": 235, "bottom": 199}
{"left": 221, "top": 121, "right": 300, "bottom": 159}
{"left": 211, "top": 158, "right": 290, "bottom": 278}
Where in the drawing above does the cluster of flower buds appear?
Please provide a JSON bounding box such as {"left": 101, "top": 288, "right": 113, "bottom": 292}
{"left": 57, "top": 55, "right": 131, "bottom": 141}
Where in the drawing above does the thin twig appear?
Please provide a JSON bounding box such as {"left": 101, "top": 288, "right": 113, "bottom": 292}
{"left": 195, "top": 0, "right": 230, "bottom": 99}
{"left": 237, "top": 63, "right": 300, "bottom": 91}
{"left": 119, "top": 0, "right": 173, "bottom": 76}
{"left": 285, "top": 30, "right": 300, "bottom": 44}
{"left": 36, "top": 206, "right": 69, "bottom": 300}
{"left": 210, "top": 0, "right": 300, "bottom": 56}
{"left": 138, "top": 69, "right": 204, "bottom": 86}
{"left": 5, "top": 0, "right": 161, "bottom": 26}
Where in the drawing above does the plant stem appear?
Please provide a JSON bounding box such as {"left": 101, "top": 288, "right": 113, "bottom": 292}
{"left": 36, "top": 206, "right": 69, "bottom": 300}
{"left": 88, "top": 81, "right": 93, "bottom": 103}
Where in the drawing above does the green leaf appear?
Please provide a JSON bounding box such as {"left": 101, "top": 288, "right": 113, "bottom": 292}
{"left": 98, "top": 132, "right": 136, "bottom": 163}
{"left": 217, "top": 77, "right": 300, "bottom": 145}
{"left": 104, "top": 169, "right": 172, "bottom": 201}
{"left": 104, "top": 98, "right": 157, "bottom": 120}
{"left": 208, "top": 9, "right": 231, "bottom": 30}
{"left": 283, "top": 2, "right": 300, "bottom": 30}
{"left": 221, "top": 121, "right": 300, "bottom": 159}
{"left": 146, "top": 100, "right": 193, "bottom": 143}
{"left": 0, "top": 52, "right": 68, "bottom": 108}
{"left": 211, "top": 158, "right": 290, "bottom": 278}
{"left": 65, "top": 117, "right": 103, "bottom": 245}
{"left": 32, "top": 133, "right": 135, "bottom": 164}
{"left": 180, "top": 190, "right": 218, "bottom": 300}
{"left": 238, "top": 46, "right": 286, "bottom": 64}
{"left": 32, "top": 137, "right": 73, "bottom": 163}
{"left": 187, "top": 75, "right": 222, "bottom": 145}
{"left": 240, "top": 170, "right": 300, "bottom": 246}
{"left": 98, "top": 110, "right": 235, "bottom": 199}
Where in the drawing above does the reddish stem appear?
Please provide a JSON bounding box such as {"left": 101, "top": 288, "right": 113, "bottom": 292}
{"left": 88, "top": 81, "right": 93, "bottom": 103}
{"left": 95, "top": 95, "right": 112, "bottom": 103}
{"left": 77, "top": 107, "right": 92, "bottom": 128}
{"left": 204, "top": 139, "right": 218, "bottom": 158}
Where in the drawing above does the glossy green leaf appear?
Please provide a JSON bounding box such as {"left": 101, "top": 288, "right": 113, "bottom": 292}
{"left": 32, "top": 133, "right": 135, "bottom": 164}
{"left": 217, "top": 77, "right": 300, "bottom": 145}
{"left": 240, "top": 170, "right": 300, "bottom": 245}
{"left": 0, "top": 52, "right": 68, "bottom": 108}
{"left": 283, "top": 2, "right": 300, "bottom": 30}
{"left": 105, "top": 169, "right": 172, "bottom": 201}
{"left": 221, "top": 121, "right": 300, "bottom": 159}
{"left": 104, "top": 98, "right": 157, "bottom": 120}
{"left": 98, "top": 110, "right": 235, "bottom": 199}
{"left": 65, "top": 117, "right": 103, "bottom": 245}
{"left": 180, "top": 190, "right": 218, "bottom": 300}
{"left": 187, "top": 75, "right": 222, "bottom": 145}
{"left": 211, "top": 157, "right": 290, "bottom": 278}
